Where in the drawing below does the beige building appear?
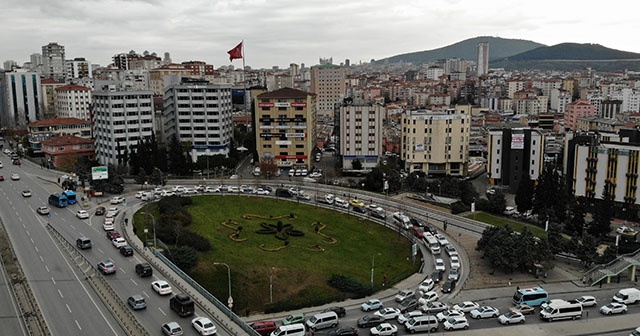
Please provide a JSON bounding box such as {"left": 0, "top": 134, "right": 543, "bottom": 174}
{"left": 310, "top": 64, "right": 345, "bottom": 117}
{"left": 339, "top": 103, "right": 384, "bottom": 172}
{"left": 149, "top": 64, "right": 193, "bottom": 96}
{"left": 55, "top": 84, "right": 92, "bottom": 120}
{"left": 401, "top": 107, "right": 471, "bottom": 176}
{"left": 255, "top": 88, "right": 317, "bottom": 170}
{"left": 41, "top": 78, "right": 66, "bottom": 119}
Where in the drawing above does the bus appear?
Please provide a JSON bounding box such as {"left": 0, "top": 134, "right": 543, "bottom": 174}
{"left": 63, "top": 190, "right": 77, "bottom": 205}
{"left": 423, "top": 233, "right": 441, "bottom": 255}
{"left": 513, "top": 286, "right": 549, "bottom": 307}
{"left": 48, "top": 193, "right": 68, "bottom": 208}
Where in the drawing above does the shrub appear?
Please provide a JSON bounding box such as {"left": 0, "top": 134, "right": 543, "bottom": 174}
{"left": 265, "top": 285, "right": 338, "bottom": 313}
{"left": 179, "top": 230, "right": 212, "bottom": 251}
{"left": 328, "top": 274, "right": 372, "bottom": 297}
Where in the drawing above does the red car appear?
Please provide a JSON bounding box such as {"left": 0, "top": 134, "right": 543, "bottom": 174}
{"left": 0, "top": 175, "right": 4, "bottom": 181}
{"left": 106, "top": 231, "right": 121, "bottom": 240}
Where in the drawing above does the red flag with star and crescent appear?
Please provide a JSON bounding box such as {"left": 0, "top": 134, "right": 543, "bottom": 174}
{"left": 227, "top": 42, "right": 243, "bottom": 62}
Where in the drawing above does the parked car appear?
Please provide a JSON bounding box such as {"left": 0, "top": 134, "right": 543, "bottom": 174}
{"left": 361, "top": 299, "right": 383, "bottom": 311}
{"left": 374, "top": 307, "right": 401, "bottom": 320}
{"left": 397, "top": 298, "right": 418, "bottom": 313}
{"left": 576, "top": 295, "right": 598, "bottom": 307}
{"left": 95, "top": 206, "right": 106, "bottom": 215}
{"left": 417, "top": 291, "right": 439, "bottom": 305}
{"left": 448, "top": 268, "right": 460, "bottom": 281}
{"left": 357, "top": 314, "right": 384, "bottom": 328}
{"left": 443, "top": 316, "right": 469, "bottom": 331}
{"left": 322, "top": 306, "right": 346, "bottom": 318}
{"left": 369, "top": 323, "right": 397, "bottom": 336}
{"left": 616, "top": 226, "right": 637, "bottom": 235}
{"left": 395, "top": 289, "right": 415, "bottom": 302}
{"left": 470, "top": 306, "right": 500, "bottom": 319}
{"left": 450, "top": 256, "right": 461, "bottom": 269}
{"left": 422, "top": 301, "right": 449, "bottom": 314}
{"left": 327, "top": 326, "right": 358, "bottom": 336}
{"left": 498, "top": 312, "right": 525, "bottom": 325}
{"left": 600, "top": 302, "right": 628, "bottom": 315}
{"left": 397, "top": 310, "right": 423, "bottom": 324}
{"left": 510, "top": 303, "right": 535, "bottom": 315}
{"left": 282, "top": 313, "right": 305, "bottom": 325}
{"left": 452, "top": 301, "right": 480, "bottom": 313}
{"left": 418, "top": 278, "right": 435, "bottom": 293}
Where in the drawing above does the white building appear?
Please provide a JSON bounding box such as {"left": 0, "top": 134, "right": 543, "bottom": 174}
{"left": 163, "top": 78, "right": 234, "bottom": 162}
{"left": 0, "top": 70, "right": 44, "bottom": 127}
{"left": 93, "top": 86, "right": 155, "bottom": 166}
{"left": 477, "top": 42, "right": 489, "bottom": 76}
{"left": 339, "top": 103, "right": 384, "bottom": 172}
{"left": 611, "top": 88, "right": 640, "bottom": 113}
{"left": 55, "top": 84, "right": 92, "bottom": 120}
{"left": 42, "top": 42, "right": 66, "bottom": 82}
{"left": 65, "top": 58, "right": 93, "bottom": 80}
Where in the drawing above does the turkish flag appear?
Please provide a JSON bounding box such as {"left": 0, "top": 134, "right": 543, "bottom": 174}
{"left": 227, "top": 42, "right": 243, "bottom": 62}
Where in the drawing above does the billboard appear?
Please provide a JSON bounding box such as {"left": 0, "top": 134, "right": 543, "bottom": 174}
{"left": 91, "top": 166, "right": 109, "bottom": 180}
{"left": 511, "top": 134, "right": 525, "bottom": 149}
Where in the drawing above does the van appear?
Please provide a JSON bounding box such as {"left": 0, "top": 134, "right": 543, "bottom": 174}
{"left": 393, "top": 212, "right": 411, "bottom": 229}
{"left": 539, "top": 299, "right": 583, "bottom": 321}
{"left": 613, "top": 288, "right": 640, "bottom": 304}
{"left": 169, "top": 294, "right": 195, "bottom": 317}
{"left": 270, "top": 323, "right": 306, "bottom": 336}
{"left": 135, "top": 263, "right": 153, "bottom": 277}
{"left": 404, "top": 315, "right": 439, "bottom": 333}
{"left": 76, "top": 236, "right": 92, "bottom": 249}
{"left": 305, "top": 311, "right": 338, "bottom": 331}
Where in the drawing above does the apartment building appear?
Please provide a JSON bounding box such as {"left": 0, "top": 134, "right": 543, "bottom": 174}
{"left": 55, "top": 84, "right": 92, "bottom": 120}
{"left": 401, "top": 107, "right": 470, "bottom": 176}
{"left": 163, "top": 78, "right": 234, "bottom": 162}
{"left": 42, "top": 42, "right": 65, "bottom": 82}
{"left": 487, "top": 128, "right": 544, "bottom": 192}
{"left": 41, "top": 78, "right": 65, "bottom": 119}
{"left": 565, "top": 100, "right": 596, "bottom": 131}
{"left": 65, "top": 57, "right": 92, "bottom": 80}
{"left": 149, "top": 64, "right": 193, "bottom": 96}
{"left": 477, "top": 42, "right": 489, "bottom": 76}
{"left": 255, "top": 87, "right": 317, "bottom": 170}
{"left": 27, "top": 117, "right": 92, "bottom": 155}
{"left": 93, "top": 86, "right": 155, "bottom": 166}
{"left": 310, "top": 63, "right": 345, "bottom": 117}
{"left": 0, "top": 71, "right": 44, "bottom": 127}
{"left": 339, "top": 102, "right": 384, "bottom": 172}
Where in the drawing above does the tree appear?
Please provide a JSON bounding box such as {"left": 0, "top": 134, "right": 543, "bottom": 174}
{"left": 515, "top": 173, "right": 534, "bottom": 213}
{"left": 486, "top": 191, "right": 507, "bottom": 215}
{"left": 168, "top": 246, "right": 198, "bottom": 272}
{"left": 575, "top": 234, "right": 598, "bottom": 267}
{"left": 134, "top": 168, "right": 147, "bottom": 188}
{"left": 566, "top": 197, "right": 587, "bottom": 237}
{"left": 352, "top": 159, "right": 363, "bottom": 170}
{"left": 533, "top": 163, "right": 568, "bottom": 223}
{"left": 588, "top": 180, "right": 614, "bottom": 239}
{"left": 167, "top": 134, "right": 192, "bottom": 176}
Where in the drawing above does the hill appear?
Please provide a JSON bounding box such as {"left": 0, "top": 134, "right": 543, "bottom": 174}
{"left": 375, "top": 36, "right": 545, "bottom": 65}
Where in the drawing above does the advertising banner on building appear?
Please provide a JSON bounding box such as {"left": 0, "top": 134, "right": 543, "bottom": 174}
{"left": 511, "top": 134, "right": 525, "bottom": 149}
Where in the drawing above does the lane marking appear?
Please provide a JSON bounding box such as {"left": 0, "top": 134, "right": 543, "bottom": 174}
{"left": 66, "top": 304, "right": 72, "bottom": 313}
{"left": 58, "top": 289, "right": 64, "bottom": 298}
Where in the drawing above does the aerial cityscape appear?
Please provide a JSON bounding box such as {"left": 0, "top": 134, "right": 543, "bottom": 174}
{"left": 1, "top": 22, "right": 640, "bottom": 336}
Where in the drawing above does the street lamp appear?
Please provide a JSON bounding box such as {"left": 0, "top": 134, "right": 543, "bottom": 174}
{"left": 269, "top": 267, "right": 275, "bottom": 303}
{"left": 140, "top": 211, "right": 156, "bottom": 249}
{"left": 214, "top": 262, "right": 233, "bottom": 313}
{"left": 371, "top": 253, "right": 381, "bottom": 289}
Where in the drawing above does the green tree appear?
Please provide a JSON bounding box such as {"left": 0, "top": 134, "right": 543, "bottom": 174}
{"left": 566, "top": 196, "right": 587, "bottom": 237}
{"left": 515, "top": 173, "right": 534, "bottom": 213}
{"left": 486, "top": 191, "right": 507, "bottom": 215}
{"left": 352, "top": 159, "right": 363, "bottom": 170}
{"left": 575, "top": 234, "right": 598, "bottom": 267}
{"left": 167, "top": 134, "right": 192, "bottom": 176}
{"left": 134, "top": 168, "right": 147, "bottom": 187}
{"left": 588, "top": 180, "right": 614, "bottom": 239}
{"left": 547, "top": 222, "right": 565, "bottom": 255}
{"left": 168, "top": 246, "right": 198, "bottom": 272}
{"left": 515, "top": 227, "right": 537, "bottom": 272}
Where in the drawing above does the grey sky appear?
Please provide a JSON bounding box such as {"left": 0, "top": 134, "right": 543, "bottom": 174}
{"left": 2, "top": 0, "right": 638, "bottom": 69}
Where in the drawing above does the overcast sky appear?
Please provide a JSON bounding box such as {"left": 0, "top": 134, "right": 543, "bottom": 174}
{"left": 2, "top": 0, "right": 639, "bottom": 70}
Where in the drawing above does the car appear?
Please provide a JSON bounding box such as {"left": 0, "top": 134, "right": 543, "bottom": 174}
{"left": 106, "top": 231, "right": 121, "bottom": 240}
{"left": 21, "top": 190, "right": 32, "bottom": 197}
{"left": 374, "top": 307, "right": 401, "bottom": 320}
{"left": 436, "top": 309, "right": 464, "bottom": 323}
{"left": 510, "top": 303, "right": 535, "bottom": 315}
{"left": 441, "top": 279, "right": 456, "bottom": 293}
{"left": 95, "top": 206, "right": 106, "bottom": 215}
{"left": 297, "top": 193, "right": 311, "bottom": 201}
{"left": 417, "top": 291, "right": 439, "bottom": 305}
{"left": 357, "top": 314, "right": 384, "bottom": 328}
{"left": 0, "top": 175, "right": 4, "bottom": 181}
{"left": 112, "top": 237, "right": 127, "bottom": 248}
{"left": 327, "top": 326, "right": 358, "bottom": 336}
{"left": 135, "top": 191, "right": 144, "bottom": 198}
{"left": 397, "top": 310, "right": 423, "bottom": 324}
{"left": 470, "top": 306, "right": 500, "bottom": 319}
{"left": 322, "top": 306, "right": 346, "bottom": 318}
{"left": 127, "top": 295, "right": 147, "bottom": 310}
{"left": 97, "top": 260, "right": 116, "bottom": 274}
{"left": 107, "top": 207, "right": 119, "bottom": 215}
{"left": 616, "top": 225, "right": 637, "bottom": 235}
{"left": 36, "top": 206, "right": 50, "bottom": 215}
{"left": 397, "top": 298, "right": 418, "bottom": 313}
{"left": 444, "top": 245, "right": 458, "bottom": 256}
{"left": 191, "top": 316, "right": 217, "bottom": 335}
{"left": 443, "top": 316, "right": 469, "bottom": 331}
{"left": 450, "top": 256, "right": 460, "bottom": 269}
{"left": 449, "top": 267, "right": 461, "bottom": 280}
{"left": 334, "top": 197, "right": 349, "bottom": 208}
{"left": 256, "top": 188, "right": 270, "bottom": 195}
{"left": 76, "top": 210, "right": 89, "bottom": 219}
{"left": 395, "top": 289, "right": 415, "bottom": 302}
{"left": 282, "top": 313, "right": 305, "bottom": 325}
{"left": 412, "top": 226, "right": 425, "bottom": 238}
{"left": 249, "top": 321, "right": 277, "bottom": 336}
{"left": 103, "top": 221, "right": 115, "bottom": 231}
{"left": 309, "top": 172, "right": 322, "bottom": 178}
{"left": 361, "top": 299, "right": 383, "bottom": 311}
{"left": 452, "top": 301, "right": 480, "bottom": 313}
{"left": 434, "top": 258, "right": 446, "bottom": 272}
{"left": 10, "top": 173, "right": 20, "bottom": 180}
{"left": 151, "top": 280, "right": 173, "bottom": 295}
{"left": 431, "top": 270, "right": 443, "bottom": 283}
{"left": 172, "top": 185, "right": 186, "bottom": 193}
{"left": 576, "top": 295, "right": 598, "bottom": 307}
{"left": 600, "top": 302, "right": 627, "bottom": 315}
{"left": 120, "top": 245, "right": 134, "bottom": 256}
{"left": 434, "top": 233, "right": 449, "bottom": 246}
{"left": 422, "top": 301, "right": 449, "bottom": 314}
{"left": 369, "top": 323, "right": 397, "bottom": 336}
{"left": 541, "top": 299, "right": 566, "bottom": 309}
{"left": 498, "top": 311, "right": 525, "bottom": 325}
{"left": 135, "top": 263, "right": 153, "bottom": 277}
{"left": 419, "top": 278, "right": 435, "bottom": 293}
{"left": 349, "top": 198, "right": 365, "bottom": 207}
{"left": 352, "top": 205, "right": 366, "bottom": 213}
{"left": 162, "top": 321, "right": 183, "bottom": 336}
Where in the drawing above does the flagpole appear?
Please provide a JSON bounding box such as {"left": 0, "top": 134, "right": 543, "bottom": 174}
{"left": 242, "top": 40, "right": 249, "bottom": 132}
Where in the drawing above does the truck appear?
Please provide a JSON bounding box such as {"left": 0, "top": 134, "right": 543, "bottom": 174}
{"left": 169, "top": 294, "right": 195, "bottom": 317}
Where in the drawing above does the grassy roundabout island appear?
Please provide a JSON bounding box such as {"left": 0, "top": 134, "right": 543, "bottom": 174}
{"left": 134, "top": 195, "right": 419, "bottom": 314}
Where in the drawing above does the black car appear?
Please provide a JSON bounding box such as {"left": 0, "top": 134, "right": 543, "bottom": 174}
{"left": 410, "top": 218, "right": 425, "bottom": 227}
{"left": 431, "top": 270, "right": 443, "bottom": 283}
{"left": 441, "top": 279, "right": 456, "bottom": 293}
{"left": 425, "top": 225, "right": 438, "bottom": 235}
{"left": 357, "top": 314, "right": 384, "bottom": 328}
{"left": 352, "top": 206, "right": 366, "bottom": 214}
{"left": 120, "top": 245, "right": 134, "bottom": 256}
{"left": 135, "top": 263, "right": 153, "bottom": 277}
{"left": 95, "top": 206, "right": 106, "bottom": 216}
{"left": 323, "top": 306, "right": 346, "bottom": 318}
{"left": 327, "top": 326, "right": 358, "bottom": 335}
{"left": 397, "top": 298, "right": 418, "bottom": 313}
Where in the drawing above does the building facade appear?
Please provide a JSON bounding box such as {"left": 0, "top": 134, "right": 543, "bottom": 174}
{"left": 339, "top": 102, "right": 384, "bottom": 172}
{"left": 55, "top": 84, "right": 92, "bottom": 120}
{"left": 310, "top": 64, "right": 345, "bottom": 117}
{"left": 477, "top": 42, "right": 489, "bottom": 76}
{"left": 255, "top": 87, "right": 317, "bottom": 170}
{"left": 42, "top": 42, "right": 66, "bottom": 82}
{"left": 487, "top": 128, "right": 544, "bottom": 192}
{"left": 65, "top": 58, "right": 92, "bottom": 80}
{"left": 27, "top": 117, "right": 92, "bottom": 154}
{"left": 93, "top": 87, "right": 155, "bottom": 166}
{"left": 565, "top": 100, "right": 596, "bottom": 131}
{"left": 41, "top": 135, "right": 95, "bottom": 169}
{"left": 163, "top": 78, "right": 234, "bottom": 162}
{"left": 401, "top": 108, "right": 470, "bottom": 176}
{"left": 0, "top": 71, "right": 44, "bottom": 127}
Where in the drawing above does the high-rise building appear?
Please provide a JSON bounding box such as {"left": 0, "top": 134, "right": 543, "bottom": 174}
{"left": 401, "top": 107, "right": 471, "bottom": 176}
{"left": 65, "top": 58, "right": 92, "bottom": 80}
{"left": 487, "top": 128, "right": 544, "bottom": 192}
{"left": 93, "top": 87, "right": 155, "bottom": 166}
{"left": 476, "top": 42, "right": 489, "bottom": 76}
{"left": 565, "top": 100, "right": 596, "bottom": 131}
{"left": 310, "top": 63, "right": 345, "bottom": 117}
{"left": 42, "top": 42, "right": 66, "bottom": 81}
{"left": 339, "top": 102, "right": 384, "bottom": 172}
{"left": 0, "top": 71, "right": 44, "bottom": 127}
{"left": 163, "top": 78, "right": 234, "bottom": 162}
{"left": 255, "top": 87, "right": 317, "bottom": 171}
{"left": 2, "top": 60, "right": 17, "bottom": 71}
{"left": 55, "top": 84, "right": 92, "bottom": 120}
{"left": 40, "top": 78, "right": 66, "bottom": 119}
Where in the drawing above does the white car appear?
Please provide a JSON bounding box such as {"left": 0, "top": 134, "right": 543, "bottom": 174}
{"left": 334, "top": 197, "right": 349, "bottom": 208}
{"left": 397, "top": 310, "right": 423, "bottom": 324}
{"left": 418, "top": 278, "right": 435, "bottom": 293}
{"left": 422, "top": 301, "right": 449, "bottom": 314}
{"left": 436, "top": 309, "right": 464, "bottom": 323}
{"left": 161, "top": 190, "right": 176, "bottom": 197}
{"left": 111, "top": 237, "right": 128, "bottom": 248}
{"left": 374, "top": 307, "right": 401, "bottom": 320}
{"left": 443, "top": 316, "right": 469, "bottom": 331}
{"left": 135, "top": 191, "right": 144, "bottom": 198}
{"left": 256, "top": 188, "right": 270, "bottom": 195}
{"left": 309, "top": 172, "right": 322, "bottom": 178}
{"left": 450, "top": 256, "right": 461, "bottom": 269}
{"left": 76, "top": 210, "right": 89, "bottom": 219}
{"left": 434, "top": 233, "right": 449, "bottom": 246}
{"left": 600, "top": 302, "right": 627, "bottom": 315}
{"left": 498, "top": 312, "right": 525, "bottom": 325}
{"left": 616, "top": 226, "right": 636, "bottom": 235}
{"left": 11, "top": 173, "right": 20, "bottom": 180}
{"left": 369, "top": 323, "right": 397, "bottom": 336}
{"left": 107, "top": 207, "right": 119, "bottom": 215}
{"left": 452, "top": 301, "right": 480, "bottom": 313}
{"left": 576, "top": 295, "right": 598, "bottom": 307}
{"left": 417, "top": 291, "right": 439, "bottom": 305}
{"left": 110, "top": 196, "right": 125, "bottom": 204}
{"left": 204, "top": 186, "right": 220, "bottom": 193}
{"left": 470, "top": 306, "right": 500, "bottom": 319}
{"left": 21, "top": 190, "right": 32, "bottom": 197}
{"left": 183, "top": 188, "right": 198, "bottom": 194}
{"left": 151, "top": 280, "right": 173, "bottom": 295}
{"left": 102, "top": 222, "right": 114, "bottom": 231}
{"left": 394, "top": 289, "right": 415, "bottom": 302}
{"left": 434, "top": 258, "right": 446, "bottom": 272}
{"left": 171, "top": 185, "right": 185, "bottom": 192}
{"left": 361, "top": 299, "right": 383, "bottom": 311}
{"left": 444, "top": 245, "right": 458, "bottom": 256}
{"left": 191, "top": 316, "right": 217, "bottom": 335}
